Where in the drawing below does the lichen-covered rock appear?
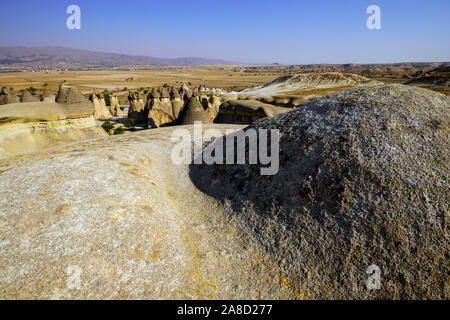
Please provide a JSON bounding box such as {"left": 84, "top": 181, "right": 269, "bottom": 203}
{"left": 0, "top": 124, "right": 297, "bottom": 300}
{"left": 190, "top": 84, "right": 450, "bottom": 299}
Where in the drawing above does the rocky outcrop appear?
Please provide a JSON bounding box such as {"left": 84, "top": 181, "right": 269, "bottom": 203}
{"left": 0, "top": 87, "right": 20, "bottom": 105}
{"left": 56, "top": 81, "right": 89, "bottom": 105}
{"left": 178, "top": 97, "right": 213, "bottom": 125}
{"left": 224, "top": 72, "right": 380, "bottom": 108}
{"left": 127, "top": 92, "right": 147, "bottom": 123}
{"left": 41, "top": 91, "right": 56, "bottom": 103}
{"left": 91, "top": 91, "right": 113, "bottom": 120}
{"left": 0, "top": 124, "right": 305, "bottom": 299}
{"left": 147, "top": 88, "right": 173, "bottom": 128}
{"left": 190, "top": 84, "right": 449, "bottom": 299}
{"left": 20, "top": 90, "right": 40, "bottom": 103}
{"left": 0, "top": 82, "right": 106, "bottom": 159}
{"left": 170, "top": 86, "right": 184, "bottom": 119}
{"left": 214, "top": 99, "right": 291, "bottom": 124}
{"left": 109, "top": 93, "right": 121, "bottom": 117}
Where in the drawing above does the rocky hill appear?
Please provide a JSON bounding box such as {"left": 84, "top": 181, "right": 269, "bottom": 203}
{"left": 0, "top": 46, "right": 240, "bottom": 71}
{"left": 190, "top": 84, "right": 450, "bottom": 299}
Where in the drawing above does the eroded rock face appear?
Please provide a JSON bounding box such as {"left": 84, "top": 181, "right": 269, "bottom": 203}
{"left": 178, "top": 97, "right": 213, "bottom": 125}
{"left": 20, "top": 90, "right": 40, "bottom": 103}
{"left": 56, "top": 81, "right": 89, "bottom": 105}
{"left": 223, "top": 72, "right": 380, "bottom": 108}
{"left": 170, "top": 87, "right": 184, "bottom": 120}
{"left": 0, "top": 82, "right": 106, "bottom": 159}
{"left": 127, "top": 92, "right": 147, "bottom": 123}
{"left": 42, "top": 91, "right": 56, "bottom": 103}
{"left": 92, "top": 92, "right": 113, "bottom": 120}
{"left": 0, "top": 125, "right": 300, "bottom": 300}
{"left": 214, "top": 99, "right": 291, "bottom": 124}
{"left": 0, "top": 87, "right": 20, "bottom": 105}
{"left": 109, "top": 94, "right": 121, "bottom": 117}
{"left": 190, "top": 84, "right": 450, "bottom": 299}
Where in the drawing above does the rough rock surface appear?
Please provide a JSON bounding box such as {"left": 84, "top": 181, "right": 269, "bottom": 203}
{"left": 0, "top": 82, "right": 105, "bottom": 159}
{"left": 178, "top": 97, "right": 213, "bottom": 125}
{"left": 190, "top": 84, "right": 449, "bottom": 299}
{"left": 109, "top": 94, "right": 121, "bottom": 117}
{"left": 127, "top": 93, "right": 147, "bottom": 123}
{"left": 56, "top": 81, "right": 89, "bottom": 105}
{"left": 20, "top": 90, "right": 40, "bottom": 103}
{"left": 0, "top": 125, "right": 299, "bottom": 299}
{"left": 0, "top": 87, "right": 20, "bottom": 105}
{"left": 92, "top": 92, "right": 113, "bottom": 120}
{"left": 215, "top": 99, "right": 291, "bottom": 124}
{"left": 42, "top": 91, "right": 56, "bottom": 103}
{"left": 226, "top": 72, "right": 380, "bottom": 108}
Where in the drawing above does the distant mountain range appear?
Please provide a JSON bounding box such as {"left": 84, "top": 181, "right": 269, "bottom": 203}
{"left": 0, "top": 46, "right": 241, "bottom": 70}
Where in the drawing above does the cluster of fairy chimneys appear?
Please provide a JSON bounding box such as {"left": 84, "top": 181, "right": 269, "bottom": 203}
{"left": 0, "top": 82, "right": 121, "bottom": 121}
{"left": 127, "top": 85, "right": 227, "bottom": 127}
{"left": 0, "top": 86, "right": 57, "bottom": 105}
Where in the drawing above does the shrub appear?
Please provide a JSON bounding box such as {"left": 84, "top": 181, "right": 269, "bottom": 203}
{"left": 113, "top": 126, "right": 125, "bottom": 135}
{"left": 103, "top": 93, "right": 111, "bottom": 106}
{"left": 101, "top": 121, "right": 114, "bottom": 133}
{"left": 123, "top": 118, "right": 136, "bottom": 129}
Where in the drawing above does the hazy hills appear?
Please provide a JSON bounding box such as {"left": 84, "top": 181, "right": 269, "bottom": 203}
{"left": 0, "top": 46, "right": 240, "bottom": 69}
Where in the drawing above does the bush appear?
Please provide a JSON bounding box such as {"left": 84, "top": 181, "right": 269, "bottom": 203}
{"left": 113, "top": 126, "right": 125, "bottom": 135}
{"left": 103, "top": 93, "right": 111, "bottom": 106}
{"left": 101, "top": 121, "right": 114, "bottom": 133}
{"left": 123, "top": 118, "right": 136, "bottom": 129}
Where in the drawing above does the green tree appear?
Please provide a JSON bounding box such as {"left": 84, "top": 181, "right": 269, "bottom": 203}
{"left": 101, "top": 121, "right": 114, "bottom": 134}
{"left": 113, "top": 126, "right": 125, "bottom": 135}
{"left": 123, "top": 118, "right": 136, "bottom": 130}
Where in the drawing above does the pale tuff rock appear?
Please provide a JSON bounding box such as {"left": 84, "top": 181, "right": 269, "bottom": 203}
{"left": 0, "top": 81, "right": 106, "bottom": 159}
{"left": 0, "top": 124, "right": 299, "bottom": 299}
{"left": 214, "top": 99, "right": 291, "bottom": 124}
{"left": 56, "top": 81, "right": 89, "bottom": 105}
{"left": 148, "top": 88, "right": 174, "bottom": 127}
{"left": 170, "top": 86, "right": 184, "bottom": 119}
{"left": 109, "top": 93, "right": 121, "bottom": 117}
{"left": 41, "top": 91, "right": 56, "bottom": 103}
{"left": 190, "top": 84, "right": 450, "bottom": 299}
{"left": 224, "top": 72, "right": 380, "bottom": 108}
{"left": 178, "top": 97, "right": 213, "bottom": 125}
{"left": 127, "top": 92, "right": 147, "bottom": 123}
{"left": 20, "top": 90, "right": 40, "bottom": 103}
{"left": 148, "top": 109, "right": 174, "bottom": 128}
{"left": 0, "top": 87, "right": 20, "bottom": 105}
{"left": 92, "top": 91, "right": 113, "bottom": 120}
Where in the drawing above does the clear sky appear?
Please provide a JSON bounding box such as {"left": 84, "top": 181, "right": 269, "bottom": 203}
{"left": 1, "top": 0, "right": 449, "bottom": 64}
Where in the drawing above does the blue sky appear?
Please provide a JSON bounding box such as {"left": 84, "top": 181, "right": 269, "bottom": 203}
{"left": 0, "top": 0, "right": 449, "bottom": 64}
